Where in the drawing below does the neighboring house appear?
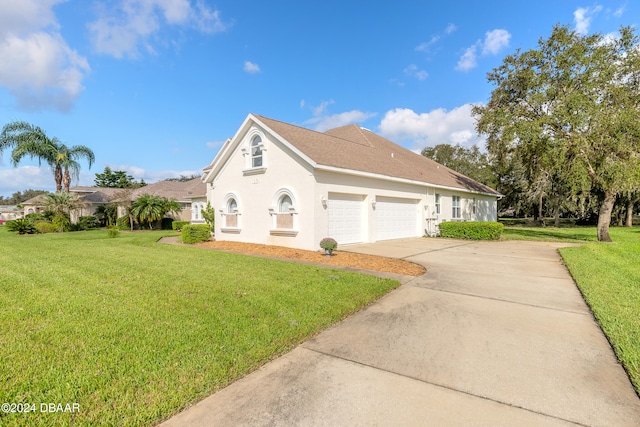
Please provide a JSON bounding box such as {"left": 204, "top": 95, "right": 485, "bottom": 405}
{"left": 20, "top": 195, "right": 47, "bottom": 217}
{"left": 69, "top": 178, "right": 207, "bottom": 223}
{"left": 17, "top": 179, "right": 207, "bottom": 225}
{"left": 0, "top": 205, "right": 24, "bottom": 221}
{"left": 203, "top": 113, "right": 501, "bottom": 251}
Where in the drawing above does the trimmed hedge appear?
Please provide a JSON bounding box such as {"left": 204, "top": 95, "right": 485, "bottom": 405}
{"left": 172, "top": 220, "right": 190, "bottom": 231}
{"left": 35, "top": 221, "right": 58, "bottom": 234}
{"left": 181, "top": 224, "right": 211, "bottom": 244}
{"left": 438, "top": 221, "right": 504, "bottom": 240}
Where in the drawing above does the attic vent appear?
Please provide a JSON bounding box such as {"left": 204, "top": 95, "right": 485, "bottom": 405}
{"left": 391, "top": 153, "right": 394, "bottom": 158}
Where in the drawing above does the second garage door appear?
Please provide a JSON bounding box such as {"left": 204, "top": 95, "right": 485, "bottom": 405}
{"left": 375, "top": 196, "right": 420, "bottom": 241}
{"left": 327, "top": 193, "right": 364, "bottom": 245}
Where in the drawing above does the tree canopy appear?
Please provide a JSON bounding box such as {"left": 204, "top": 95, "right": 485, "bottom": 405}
{"left": 421, "top": 143, "right": 497, "bottom": 188}
{"left": 473, "top": 24, "right": 640, "bottom": 241}
{"left": 94, "top": 166, "right": 145, "bottom": 188}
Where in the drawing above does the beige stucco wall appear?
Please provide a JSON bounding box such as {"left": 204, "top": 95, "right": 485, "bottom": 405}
{"left": 212, "top": 123, "right": 317, "bottom": 250}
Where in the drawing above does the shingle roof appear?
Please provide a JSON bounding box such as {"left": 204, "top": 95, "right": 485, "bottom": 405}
{"left": 254, "top": 115, "right": 500, "bottom": 196}
{"left": 130, "top": 178, "right": 205, "bottom": 201}
{"left": 69, "top": 178, "right": 206, "bottom": 203}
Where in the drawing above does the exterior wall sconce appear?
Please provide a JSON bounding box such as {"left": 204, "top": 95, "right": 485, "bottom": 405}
{"left": 321, "top": 196, "right": 327, "bottom": 208}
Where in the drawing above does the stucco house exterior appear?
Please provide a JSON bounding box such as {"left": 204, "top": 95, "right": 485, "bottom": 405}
{"left": 203, "top": 114, "right": 501, "bottom": 251}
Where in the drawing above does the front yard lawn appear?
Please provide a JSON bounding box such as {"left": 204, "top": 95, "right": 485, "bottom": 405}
{"left": 0, "top": 229, "right": 399, "bottom": 426}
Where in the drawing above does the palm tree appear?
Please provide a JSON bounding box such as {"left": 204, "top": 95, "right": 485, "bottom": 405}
{"left": 42, "top": 192, "right": 86, "bottom": 232}
{"left": 0, "top": 121, "right": 95, "bottom": 192}
{"left": 131, "top": 195, "right": 182, "bottom": 230}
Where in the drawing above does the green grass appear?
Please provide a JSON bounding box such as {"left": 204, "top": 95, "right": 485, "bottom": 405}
{"left": 503, "top": 224, "right": 640, "bottom": 393}
{"left": 0, "top": 229, "right": 399, "bottom": 426}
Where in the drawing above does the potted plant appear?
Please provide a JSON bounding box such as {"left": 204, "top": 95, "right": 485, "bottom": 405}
{"left": 319, "top": 237, "right": 338, "bottom": 257}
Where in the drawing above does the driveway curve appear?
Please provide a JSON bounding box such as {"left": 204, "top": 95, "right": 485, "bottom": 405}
{"left": 161, "top": 238, "right": 640, "bottom": 427}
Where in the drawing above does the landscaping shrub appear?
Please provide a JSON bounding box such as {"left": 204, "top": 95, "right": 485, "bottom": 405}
{"left": 438, "top": 221, "right": 504, "bottom": 240}
{"left": 171, "top": 220, "right": 190, "bottom": 231}
{"left": 78, "top": 215, "right": 99, "bottom": 230}
{"left": 35, "top": 221, "right": 58, "bottom": 234}
{"left": 107, "top": 227, "right": 120, "bottom": 238}
{"left": 181, "top": 224, "right": 211, "bottom": 244}
{"left": 161, "top": 218, "right": 174, "bottom": 230}
{"left": 6, "top": 218, "right": 37, "bottom": 235}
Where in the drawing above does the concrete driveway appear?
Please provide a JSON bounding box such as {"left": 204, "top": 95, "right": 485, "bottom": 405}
{"left": 161, "top": 238, "right": 640, "bottom": 426}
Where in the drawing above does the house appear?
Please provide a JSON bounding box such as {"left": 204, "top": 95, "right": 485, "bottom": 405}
{"left": 203, "top": 114, "right": 501, "bottom": 251}
{"left": 20, "top": 178, "right": 206, "bottom": 224}
{"left": 0, "top": 205, "right": 23, "bottom": 221}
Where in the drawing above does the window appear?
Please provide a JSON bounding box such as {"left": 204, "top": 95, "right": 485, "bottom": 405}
{"left": 251, "top": 136, "right": 263, "bottom": 168}
{"left": 472, "top": 198, "right": 477, "bottom": 215}
{"left": 435, "top": 194, "right": 441, "bottom": 215}
{"left": 279, "top": 195, "right": 292, "bottom": 213}
{"left": 452, "top": 195, "right": 461, "bottom": 219}
{"left": 270, "top": 189, "right": 298, "bottom": 235}
{"left": 221, "top": 195, "right": 240, "bottom": 231}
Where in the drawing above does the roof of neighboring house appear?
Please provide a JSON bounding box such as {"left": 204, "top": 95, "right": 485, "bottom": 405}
{"left": 253, "top": 114, "right": 500, "bottom": 196}
{"left": 130, "top": 178, "right": 206, "bottom": 201}
{"left": 21, "top": 194, "right": 48, "bottom": 206}
{"left": 69, "top": 178, "right": 206, "bottom": 203}
{"left": 0, "top": 205, "right": 22, "bottom": 213}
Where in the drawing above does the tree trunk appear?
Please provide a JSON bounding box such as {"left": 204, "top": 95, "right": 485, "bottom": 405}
{"left": 626, "top": 199, "right": 634, "bottom": 227}
{"left": 54, "top": 165, "right": 63, "bottom": 192}
{"left": 553, "top": 203, "right": 560, "bottom": 227}
{"left": 597, "top": 190, "right": 616, "bottom": 242}
{"left": 63, "top": 169, "right": 71, "bottom": 193}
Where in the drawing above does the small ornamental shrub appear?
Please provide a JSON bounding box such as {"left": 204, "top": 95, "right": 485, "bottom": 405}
{"left": 181, "top": 224, "right": 211, "bottom": 244}
{"left": 320, "top": 237, "right": 338, "bottom": 251}
{"left": 438, "top": 221, "right": 504, "bottom": 240}
{"left": 35, "top": 221, "right": 58, "bottom": 234}
{"left": 6, "top": 219, "right": 37, "bottom": 235}
{"left": 107, "top": 227, "right": 120, "bottom": 238}
{"left": 78, "top": 216, "right": 99, "bottom": 230}
{"left": 171, "top": 220, "right": 190, "bottom": 231}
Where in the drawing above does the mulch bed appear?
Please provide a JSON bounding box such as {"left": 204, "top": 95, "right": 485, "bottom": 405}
{"left": 196, "top": 241, "right": 426, "bottom": 276}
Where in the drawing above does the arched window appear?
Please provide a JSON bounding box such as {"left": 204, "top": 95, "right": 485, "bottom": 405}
{"left": 251, "top": 136, "right": 263, "bottom": 168}
{"left": 221, "top": 193, "right": 241, "bottom": 231}
{"left": 227, "top": 198, "right": 238, "bottom": 213}
{"left": 279, "top": 195, "right": 292, "bottom": 213}
{"left": 270, "top": 189, "right": 297, "bottom": 234}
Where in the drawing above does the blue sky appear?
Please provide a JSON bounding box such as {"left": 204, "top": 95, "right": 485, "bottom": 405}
{"left": 0, "top": 0, "right": 636, "bottom": 197}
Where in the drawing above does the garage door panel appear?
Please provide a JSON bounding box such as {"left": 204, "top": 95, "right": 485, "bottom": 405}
{"left": 375, "top": 197, "right": 420, "bottom": 240}
{"left": 327, "top": 193, "right": 363, "bottom": 245}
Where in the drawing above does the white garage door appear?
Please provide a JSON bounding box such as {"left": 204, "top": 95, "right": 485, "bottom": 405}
{"left": 327, "top": 193, "right": 364, "bottom": 245}
{"left": 375, "top": 197, "right": 420, "bottom": 241}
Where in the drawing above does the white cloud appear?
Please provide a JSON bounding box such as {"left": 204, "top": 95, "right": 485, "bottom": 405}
{"left": 0, "top": 0, "right": 90, "bottom": 111}
{"left": 456, "top": 29, "right": 511, "bottom": 72}
{"left": 574, "top": 6, "right": 603, "bottom": 35}
{"left": 0, "top": 165, "right": 56, "bottom": 196}
{"left": 614, "top": 5, "right": 625, "bottom": 17}
{"left": 416, "top": 23, "right": 457, "bottom": 53}
{"left": 456, "top": 44, "right": 478, "bottom": 71}
{"left": 482, "top": 29, "right": 511, "bottom": 55}
{"left": 378, "top": 104, "right": 485, "bottom": 151}
{"left": 88, "top": 0, "right": 231, "bottom": 59}
{"left": 445, "top": 23, "right": 457, "bottom": 34}
{"left": 243, "top": 60, "right": 260, "bottom": 74}
{"left": 111, "top": 164, "right": 200, "bottom": 183}
{"left": 404, "top": 64, "right": 428, "bottom": 80}
{"left": 310, "top": 110, "right": 377, "bottom": 132}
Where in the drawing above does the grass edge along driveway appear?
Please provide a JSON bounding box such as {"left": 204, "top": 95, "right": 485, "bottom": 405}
{"left": 0, "top": 229, "right": 399, "bottom": 426}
